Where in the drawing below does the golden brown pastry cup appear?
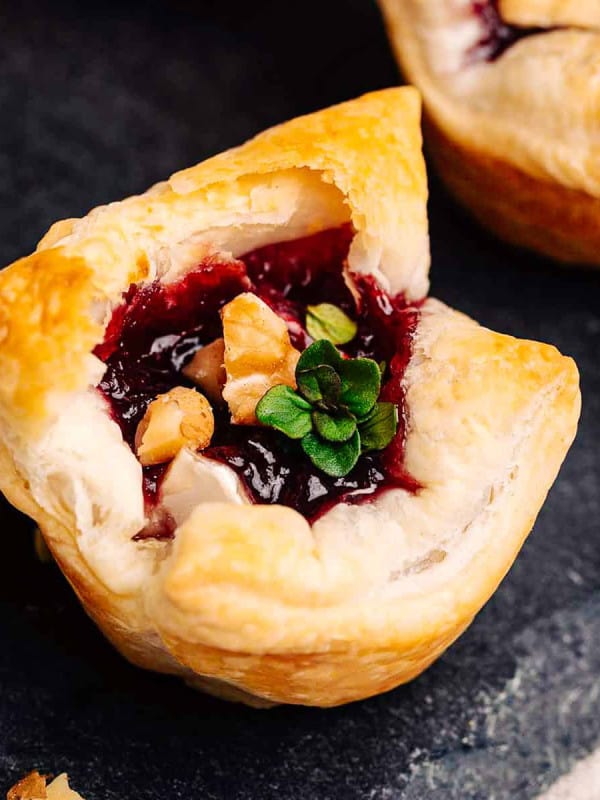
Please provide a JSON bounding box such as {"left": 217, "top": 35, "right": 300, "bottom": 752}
{"left": 0, "top": 89, "right": 580, "bottom": 706}
{"left": 426, "top": 117, "right": 600, "bottom": 265}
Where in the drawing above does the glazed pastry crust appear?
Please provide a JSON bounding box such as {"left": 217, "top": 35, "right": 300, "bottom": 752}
{"left": 378, "top": 0, "right": 600, "bottom": 263}
{"left": 0, "top": 89, "right": 580, "bottom": 706}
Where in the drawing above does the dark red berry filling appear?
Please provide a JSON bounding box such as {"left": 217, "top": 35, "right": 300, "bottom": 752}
{"left": 95, "top": 226, "right": 421, "bottom": 529}
{"left": 470, "top": 0, "right": 542, "bottom": 62}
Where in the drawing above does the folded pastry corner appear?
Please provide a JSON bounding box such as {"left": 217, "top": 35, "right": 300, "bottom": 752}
{"left": 377, "top": 0, "right": 600, "bottom": 264}
{"left": 0, "top": 89, "right": 580, "bottom": 706}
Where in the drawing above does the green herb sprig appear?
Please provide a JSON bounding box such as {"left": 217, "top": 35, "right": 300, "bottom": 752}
{"left": 256, "top": 339, "right": 398, "bottom": 477}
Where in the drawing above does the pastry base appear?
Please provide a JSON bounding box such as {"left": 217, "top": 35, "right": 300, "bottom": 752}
{"left": 185, "top": 675, "right": 279, "bottom": 708}
{"left": 426, "top": 118, "right": 600, "bottom": 266}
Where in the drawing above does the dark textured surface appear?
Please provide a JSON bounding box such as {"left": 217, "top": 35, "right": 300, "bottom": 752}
{"left": 1, "top": 1, "right": 599, "bottom": 798}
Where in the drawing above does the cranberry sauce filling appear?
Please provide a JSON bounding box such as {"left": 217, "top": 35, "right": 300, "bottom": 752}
{"left": 95, "top": 226, "right": 420, "bottom": 524}
{"left": 95, "top": 258, "right": 251, "bottom": 503}
{"left": 470, "top": 1, "right": 540, "bottom": 62}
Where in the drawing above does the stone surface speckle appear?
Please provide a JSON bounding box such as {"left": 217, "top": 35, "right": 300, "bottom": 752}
{"left": 1, "top": 1, "right": 599, "bottom": 798}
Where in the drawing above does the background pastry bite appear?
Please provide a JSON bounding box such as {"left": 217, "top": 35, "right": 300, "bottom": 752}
{"left": 377, "top": 0, "right": 600, "bottom": 265}
{"left": 0, "top": 89, "right": 579, "bottom": 706}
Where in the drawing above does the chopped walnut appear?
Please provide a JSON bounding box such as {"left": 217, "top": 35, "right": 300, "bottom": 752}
{"left": 221, "top": 292, "right": 300, "bottom": 424}
{"left": 182, "top": 337, "right": 226, "bottom": 404}
{"left": 135, "top": 387, "right": 214, "bottom": 466}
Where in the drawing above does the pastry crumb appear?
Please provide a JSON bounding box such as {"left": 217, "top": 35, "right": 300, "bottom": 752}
{"left": 7, "top": 772, "right": 83, "bottom": 800}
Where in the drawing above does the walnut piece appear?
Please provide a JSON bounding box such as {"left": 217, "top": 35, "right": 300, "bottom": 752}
{"left": 135, "top": 387, "right": 214, "bottom": 466}
{"left": 182, "top": 337, "right": 226, "bottom": 404}
{"left": 221, "top": 293, "right": 300, "bottom": 425}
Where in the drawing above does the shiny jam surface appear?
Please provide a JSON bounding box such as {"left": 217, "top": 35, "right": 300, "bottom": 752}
{"left": 470, "top": 0, "right": 537, "bottom": 62}
{"left": 95, "top": 226, "right": 421, "bottom": 525}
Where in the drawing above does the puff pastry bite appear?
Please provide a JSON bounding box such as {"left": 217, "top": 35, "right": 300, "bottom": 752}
{"left": 378, "top": 0, "right": 600, "bottom": 264}
{"left": 0, "top": 89, "right": 579, "bottom": 707}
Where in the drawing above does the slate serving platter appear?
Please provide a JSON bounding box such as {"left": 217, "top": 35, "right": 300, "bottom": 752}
{"left": 1, "top": 1, "right": 599, "bottom": 798}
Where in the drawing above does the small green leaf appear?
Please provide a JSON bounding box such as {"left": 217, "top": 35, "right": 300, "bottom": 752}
{"left": 312, "top": 409, "right": 356, "bottom": 442}
{"left": 358, "top": 402, "right": 398, "bottom": 451}
{"left": 339, "top": 357, "right": 381, "bottom": 417}
{"left": 379, "top": 360, "right": 387, "bottom": 377}
{"left": 256, "top": 385, "right": 313, "bottom": 439}
{"left": 256, "top": 337, "right": 392, "bottom": 478}
{"left": 297, "top": 364, "right": 341, "bottom": 407}
{"left": 306, "top": 303, "right": 357, "bottom": 345}
{"left": 296, "top": 339, "right": 343, "bottom": 372}
{"left": 301, "top": 431, "right": 361, "bottom": 477}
